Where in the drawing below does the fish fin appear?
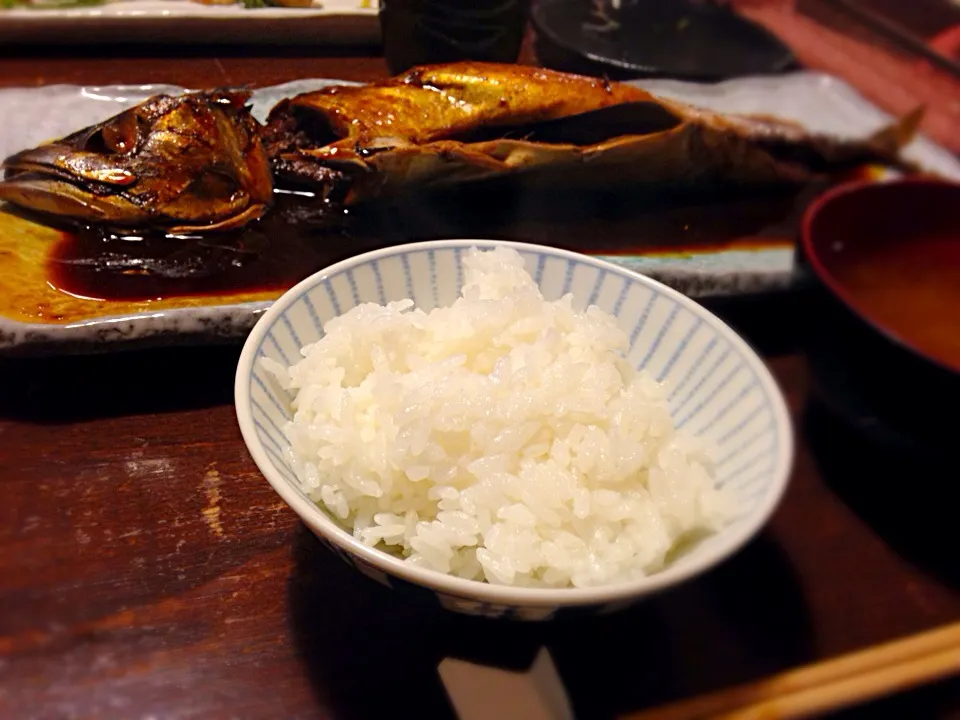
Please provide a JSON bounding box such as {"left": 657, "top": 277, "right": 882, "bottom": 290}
{"left": 868, "top": 105, "right": 925, "bottom": 154}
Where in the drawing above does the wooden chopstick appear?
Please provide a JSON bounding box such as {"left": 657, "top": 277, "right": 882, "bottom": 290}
{"left": 825, "top": 0, "right": 960, "bottom": 80}
{"left": 619, "top": 621, "right": 960, "bottom": 720}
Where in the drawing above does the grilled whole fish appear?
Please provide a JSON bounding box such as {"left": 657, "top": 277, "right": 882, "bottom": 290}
{"left": 0, "top": 90, "right": 273, "bottom": 232}
{"left": 0, "top": 63, "right": 923, "bottom": 232}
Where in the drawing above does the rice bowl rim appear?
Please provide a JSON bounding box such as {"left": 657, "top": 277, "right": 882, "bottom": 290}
{"left": 235, "top": 239, "right": 794, "bottom": 607}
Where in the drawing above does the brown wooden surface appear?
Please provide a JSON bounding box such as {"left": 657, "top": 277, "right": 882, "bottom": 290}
{"left": 1, "top": 22, "right": 959, "bottom": 720}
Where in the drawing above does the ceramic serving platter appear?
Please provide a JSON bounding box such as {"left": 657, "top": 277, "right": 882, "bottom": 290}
{"left": 1, "top": 72, "right": 959, "bottom": 356}
{"left": 0, "top": 0, "right": 379, "bottom": 46}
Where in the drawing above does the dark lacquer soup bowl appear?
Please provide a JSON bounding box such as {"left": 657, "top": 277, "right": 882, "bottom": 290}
{"left": 801, "top": 178, "right": 960, "bottom": 442}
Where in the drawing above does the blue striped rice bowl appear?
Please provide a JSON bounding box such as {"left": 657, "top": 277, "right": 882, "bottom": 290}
{"left": 235, "top": 240, "right": 793, "bottom": 620}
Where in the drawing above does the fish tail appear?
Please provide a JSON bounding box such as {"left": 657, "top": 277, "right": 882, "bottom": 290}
{"left": 868, "top": 105, "right": 925, "bottom": 156}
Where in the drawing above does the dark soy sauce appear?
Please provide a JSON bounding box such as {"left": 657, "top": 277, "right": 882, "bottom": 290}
{"left": 47, "top": 179, "right": 820, "bottom": 302}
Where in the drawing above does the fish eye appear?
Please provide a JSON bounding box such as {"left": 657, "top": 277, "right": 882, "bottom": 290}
{"left": 82, "top": 121, "right": 139, "bottom": 156}
{"left": 101, "top": 112, "right": 141, "bottom": 155}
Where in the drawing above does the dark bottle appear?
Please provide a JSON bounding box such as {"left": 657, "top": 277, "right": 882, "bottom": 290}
{"left": 380, "top": 0, "right": 531, "bottom": 75}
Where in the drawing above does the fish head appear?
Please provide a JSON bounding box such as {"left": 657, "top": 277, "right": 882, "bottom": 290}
{"left": 0, "top": 90, "right": 273, "bottom": 233}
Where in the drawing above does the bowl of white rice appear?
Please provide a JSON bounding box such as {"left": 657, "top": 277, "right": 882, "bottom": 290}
{"left": 235, "top": 240, "right": 792, "bottom": 620}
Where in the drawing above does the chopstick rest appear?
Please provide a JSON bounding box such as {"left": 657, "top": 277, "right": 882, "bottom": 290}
{"left": 439, "top": 647, "right": 575, "bottom": 720}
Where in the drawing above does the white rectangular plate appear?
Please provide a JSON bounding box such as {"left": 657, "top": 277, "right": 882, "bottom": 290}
{"left": 0, "top": 72, "right": 958, "bottom": 356}
{"left": 0, "top": 0, "right": 379, "bottom": 45}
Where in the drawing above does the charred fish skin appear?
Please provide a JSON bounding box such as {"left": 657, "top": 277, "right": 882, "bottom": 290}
{"left": 259, "top": 97, "right": 352, "bottom": 202}
{"left": 0, "top": 89, "right": 274, "bottom": 233}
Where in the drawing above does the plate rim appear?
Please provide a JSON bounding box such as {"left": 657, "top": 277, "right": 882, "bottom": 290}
{"left": 0, "top": 0, "right": 377, "bottom": 21}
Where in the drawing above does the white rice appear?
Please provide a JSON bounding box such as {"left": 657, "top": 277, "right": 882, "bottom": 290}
{"left": 263, "top": 247, "right": 734, "bottom": 588}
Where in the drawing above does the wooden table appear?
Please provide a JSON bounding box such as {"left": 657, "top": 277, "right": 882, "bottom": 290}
{"left": 1, "top": 38, "right": 959, "bottom": 720}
